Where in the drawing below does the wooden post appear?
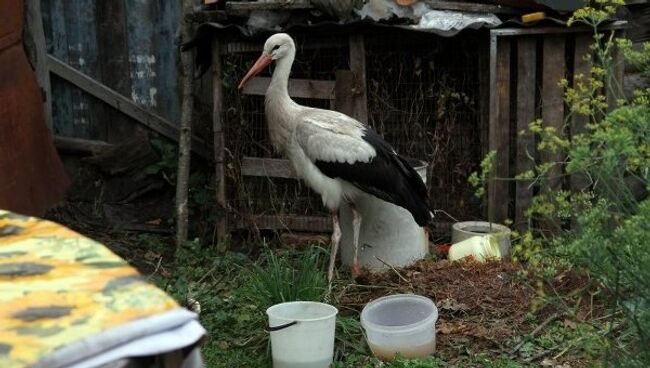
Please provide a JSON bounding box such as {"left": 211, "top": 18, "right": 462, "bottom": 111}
{"left": 541, "top": 34, "right": 566, "bottom": 234}
{"left": 96, "top": 0, "right": 134, "bottom": 142}
{"left": 213, "top": 38, "right": 228, "bottom": 244}
{"left": 607, "top": 30, "right": 625, "bottom": 111}
{"left": 24, "top": 0, "right": 52, "bottom": 130}
{"left": 541, "top": 35, "right": 566, "bottom": 192}
{"left": 488, "top": 35, "right": 511, "bottom": 223}
{"left": 515, "top": 37, "right": 537, "bottom": 232}
{"left": 175, "top": 0, "right": 196, "bottom": 249}
{"left": 570, "top": 33, "right": 592, "bottom": 193}
{"left": 348, "top": 34, "right": 368, "bottom": 124}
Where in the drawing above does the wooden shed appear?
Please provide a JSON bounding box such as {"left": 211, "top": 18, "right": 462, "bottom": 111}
{"left": 188, "top": 1, "right": 627, "bottom": 241}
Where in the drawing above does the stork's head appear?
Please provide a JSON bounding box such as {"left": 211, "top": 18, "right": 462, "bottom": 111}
{"left": 238, "top": 33, "right": 295, "bottom": 89}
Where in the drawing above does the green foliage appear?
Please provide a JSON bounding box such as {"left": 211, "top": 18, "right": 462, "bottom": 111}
{"left": 245, "top": 245, "right": 328, "bottom": 308}
{"left": 471, "top": 1, "right": 649, "bottom": 366}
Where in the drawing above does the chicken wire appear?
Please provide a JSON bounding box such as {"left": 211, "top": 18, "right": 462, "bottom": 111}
{"left": 221, "top": 31, "right": 484, "bottom": 231}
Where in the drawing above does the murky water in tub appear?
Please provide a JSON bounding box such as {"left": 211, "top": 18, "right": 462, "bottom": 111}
{"left": 369, "top": 340, "right": 436, "bottom": 361}
{"left": 272, "top": 358, "right": 332, "bottom": 368}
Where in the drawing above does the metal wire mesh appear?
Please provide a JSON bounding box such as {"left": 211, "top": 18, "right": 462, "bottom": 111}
{"left": 221, "top": 31, "right": 484, "bottom": 229}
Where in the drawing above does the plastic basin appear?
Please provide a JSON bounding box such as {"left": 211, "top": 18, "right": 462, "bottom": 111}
{"left": 360, "top": 294, "right": 438, "bottom": 361}
{"left": 266, "top": 301, "right": 338, "bottom": 368}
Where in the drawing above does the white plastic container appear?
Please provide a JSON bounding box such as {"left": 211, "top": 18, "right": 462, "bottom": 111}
{"left": 448, "top": 235, "right": 502, "bottom": 262}
{"left": 360, "top": 294, "right": 438, "bottom": 361}
{"left": 451, "top": 221, "right": 511, "bottom": 258}
{"left": 340, "top": 160, "right": 429, "bottom": 271}
{"left": 266, "top": 301, "right": 338, "bottom": 368}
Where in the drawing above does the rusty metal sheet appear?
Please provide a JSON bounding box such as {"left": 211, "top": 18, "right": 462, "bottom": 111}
{"left": 0, "top": 0, "right": 69, "bottom": 215}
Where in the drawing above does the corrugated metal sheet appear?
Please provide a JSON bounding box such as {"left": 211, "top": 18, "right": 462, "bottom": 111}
{"left": 40, "top": 0, "right": 182, "bottom": 143}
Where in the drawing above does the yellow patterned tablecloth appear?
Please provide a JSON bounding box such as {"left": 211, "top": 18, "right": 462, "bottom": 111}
{"left": 0, "top": 210, "right": 179, "bottom": 367}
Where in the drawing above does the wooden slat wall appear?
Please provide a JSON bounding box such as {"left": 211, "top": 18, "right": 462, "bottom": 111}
{"left": 41, "top": 0, "right": 182, "bottom": 143}
{"left": 488, "top": 30, "right": 625, "bottom": 229}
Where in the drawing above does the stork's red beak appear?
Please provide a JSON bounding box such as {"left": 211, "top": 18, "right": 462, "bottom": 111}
{"left": 238, "top": 54, "right": 272, "bottom": 90}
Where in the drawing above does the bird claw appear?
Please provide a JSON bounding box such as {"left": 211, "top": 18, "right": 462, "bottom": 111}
{"left": 351, "top": 263, "right": 362, "bottom": 279}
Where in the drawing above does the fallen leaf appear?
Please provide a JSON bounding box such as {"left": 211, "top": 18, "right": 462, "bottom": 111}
{"left": 563, "top": 318, "right": 577, "bottom": 329}
{"left": 439, "top": 297, "right": 470, "bottom": 312}
{"left": 146, "top": 218, "right": 162, "bottom": 225}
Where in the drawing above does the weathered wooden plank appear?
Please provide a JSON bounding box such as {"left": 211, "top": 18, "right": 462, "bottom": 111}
{"left": 570, "top": 33, "right": 592, "bottom": 193}
{"left": 607, "top": 30, "right": 626, "bottom": 111}
{"left": 226, "top": 0, "right": 312, "bottom": 12}
{"left": 48, "top": 55, "right": 213, "bottom": 160}
{"left": 241, "top": 157, "right": 295, "bottom": 179}
{"left": 152, "top": 0, "right": 182, "bottom": 124}
{"left": 515, "top": 37, "right": 537, "bottom": 231}
{"left": 488, "top": 36, "right": 511, "bottom": 223}
{"left": 242, "top": 76, "right": 336, "bottom": 100}
{"left": 53, "top": 135, "right": 113, "bottom": 155}
{"left": 63, "top": 0, "right": 99, "bottom": 139}
{"left": 349, "top": 34, "right": 369, "bottom": 124}
{"left": 96, "top": 0, "right": 134, "bottom": 143}
{"left": 222, "top": 38, "right": 345, "bottom": 55}
{"left": 46, "top": 0, "right": 74, "bottom": 137}
{"left": 236, "top": 215, "right": 332, "bottom": 232}
{"left": 491, "top": 21, "right": 627, "bottom": 37}
{"left": 541, "top": 35, "right": 566, "bottom": 193}
{"left": 423, "top": 0, "right": 521, "bottom": 14}
{"left": 213, "top": 40, "right": 228, "bottom": 242}
{"left": 24, "top": 0, "right": 52, "bottom": 130}
{"left": 334, "top": 70, "right": 355, "bottom": 116}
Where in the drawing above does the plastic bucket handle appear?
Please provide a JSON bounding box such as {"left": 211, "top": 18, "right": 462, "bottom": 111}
{"left": 268, "top": 320, "right": 298, "bottom": 332}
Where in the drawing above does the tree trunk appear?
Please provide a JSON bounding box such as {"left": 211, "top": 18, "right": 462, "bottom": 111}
{"left": 175, "top": 0, "right": 196, "bottom": 249}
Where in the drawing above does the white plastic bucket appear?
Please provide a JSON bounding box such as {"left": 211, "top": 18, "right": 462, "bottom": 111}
{"left": 360, "top": 294, "right": 438, "bottom": 361}
{"left": 266, "top": 301, "right": 338, "bottom": 368}
{"left": 340, "top": 159, "right": 429, "bottom": 271}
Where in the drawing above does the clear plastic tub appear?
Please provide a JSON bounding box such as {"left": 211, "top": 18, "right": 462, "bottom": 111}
{"left": 360, "top": 294, "right": 438, "bottom": 361}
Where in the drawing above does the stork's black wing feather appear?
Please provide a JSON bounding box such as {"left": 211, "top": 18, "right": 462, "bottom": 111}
{"left": 314, "top": 129, "right": 432, "bottom": 226}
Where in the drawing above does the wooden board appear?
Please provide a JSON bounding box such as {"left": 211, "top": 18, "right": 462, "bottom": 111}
{"left": 423, "top": 0, "right": 521, "bottom": 14}
{"left": 212, "top": 40, "right": 228, "bottom": 242}
{"left": 541, "top": 35, "right": 566, "bottom": 193}
{"left": 242, "top": 77, "right": 336, "bottom": 100}
{"left": 236, "top": 215, "right": 332, "bottom": 232}
{"left": 48, "top": 55, "right": 213, "bottom": 160}
{"left": 607, "top": 30, "right": 626, "bottom": 111}
{"left": 96, "top": 0, "right": 134, "bottom": 143}
{"left": 349, "top": 34, "right": 369, "bottom": 124}
{"left": 24, "top": 0, "right": 52, "bottom": 130}
{"left": 570, "top": 33, "right": 592, "bottom": 192}
{"left": 241, "top": 157, "right": 295, "bottom": 179}
{"left": 515, "top": 37, "right": 537, "bottom": 231}
{"left": 334, "top": 70, "right": 355, "bottom": 116}
{"left": 488, "top": 36, "right": 511, "bottom": 223}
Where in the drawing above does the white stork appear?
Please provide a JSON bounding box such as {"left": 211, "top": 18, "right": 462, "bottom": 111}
{"left": 238, "top": 33, "right": 431, "bottom": 281}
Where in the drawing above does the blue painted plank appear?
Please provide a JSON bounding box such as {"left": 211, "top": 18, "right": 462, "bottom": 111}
{"left": 46, "top": 0, "right": 75, "bottom": 137}
{"left": 152, "top": 0, "right": 181, "bottom": 124}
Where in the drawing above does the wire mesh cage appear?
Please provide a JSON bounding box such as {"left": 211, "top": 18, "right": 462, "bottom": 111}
{"left": 220, "top": 29, "right": 486, "bottom": 234}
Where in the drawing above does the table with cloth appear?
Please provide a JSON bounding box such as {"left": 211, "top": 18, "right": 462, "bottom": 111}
{"left": 0, "top": 210, "right": 205, "bottom": 368}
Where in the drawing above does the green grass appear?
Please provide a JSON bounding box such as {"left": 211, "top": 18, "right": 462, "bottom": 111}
{"left": 132, "top": 237, "right": 606, "bottom": 368}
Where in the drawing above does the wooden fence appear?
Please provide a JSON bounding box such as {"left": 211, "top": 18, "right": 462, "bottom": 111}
{"left": 487, "top": 25, "right": 626, "bottom": 231}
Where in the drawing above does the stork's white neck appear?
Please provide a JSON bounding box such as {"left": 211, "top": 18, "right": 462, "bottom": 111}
{"left": 267, "top": 48, "right": 295, "bottom": 101}
{"left": 265, "top": 46, "right": 299, "bottom": 153}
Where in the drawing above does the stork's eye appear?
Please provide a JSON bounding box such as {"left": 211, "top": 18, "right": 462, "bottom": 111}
{"left": 272, "top": 45, "right": 280, "bottom": 51}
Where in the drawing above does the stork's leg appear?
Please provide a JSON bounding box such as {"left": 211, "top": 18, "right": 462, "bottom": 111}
{"left": 327, "top": 210, "right": 342, "bottom": 283}
{"left": 350, "top": 203, "right": 362, "bottom": 278}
